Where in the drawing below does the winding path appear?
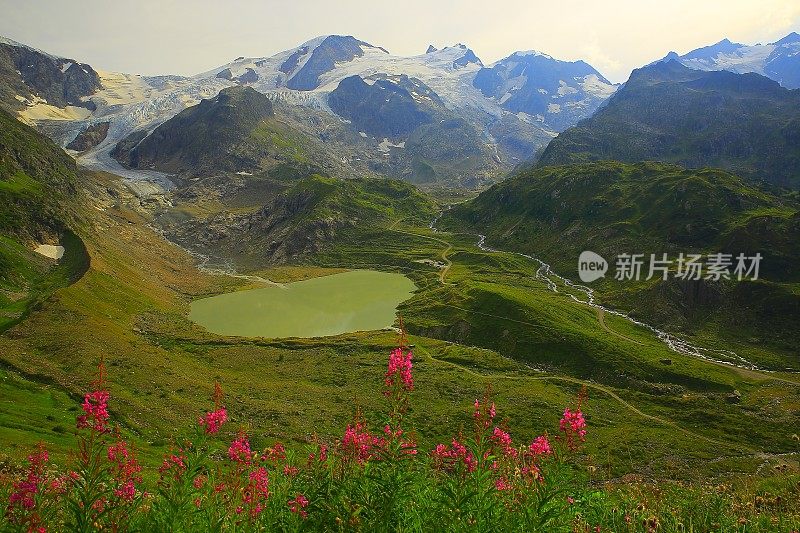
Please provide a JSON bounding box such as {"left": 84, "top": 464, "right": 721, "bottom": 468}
{"left": 414, "top": 343, "right": 751, "bottom": 453}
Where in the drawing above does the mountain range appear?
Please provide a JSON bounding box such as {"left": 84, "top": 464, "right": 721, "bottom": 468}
{"left": 0, "top": 34, "right": 620, "bottom": 186}
{"left": 663, "top": 31, "right": 800, "bottom": 89}
{"left": 538, "top": 60, "right": 800, "bottom": 188}
{"left": 3, "top": 31, "right": 800, "bottom": 188}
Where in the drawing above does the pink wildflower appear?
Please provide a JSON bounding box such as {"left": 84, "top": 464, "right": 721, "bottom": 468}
{"left": 491, "top": 427, "right": 517, "bottom": 457}
{"left": 228, "top": 434, "right": 253, "bottom": 464}
{"left": 198, "top": 407, "right": 227, "bottom": 435}
{"left": 495, "top": 477, "right": 512, "bottom": 491}
{"left": 288, "top": 493, "right": 309, "bottom": 518}
{"left": 158, "top": 452, "right": 187, "bottom": 479}
{"left": 7, "top": 443, "right": 49, "bottom": 518}
{"left": 242, "top": 467, "right": 269, "bottom": 517}
{"left": 107, "top": 440, "right": 130, "bottom": 462}
{"left": 107, "top": 440, "right": 142, "bottom": 503}
{"left": 76, "top": 390, "right": 110, "bottom": 433}
{"left": 431, "top": 438, "right": 477, "bottom": 473}
{"left": 385, "top": 348, "right": 413, "bottom": 393}
{"left": 528, "top": 435, "right": 552, "bottom": 457}
{"left": 560, "top": 408, "right": 587, "bottom": 449}
{"left": 341, "top": 419, "right": 382, "bottom": 464}
{"left": 264, "top": 442, "right": 286, "bottom": 461}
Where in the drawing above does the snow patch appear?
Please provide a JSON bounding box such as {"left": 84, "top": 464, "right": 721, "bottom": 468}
{"left": 34, "top": 244, "right": 64, "bottom": 260}
{"left": 580, "top": 74, "right": 617, "bottom": 98}
{"left": 547, "top": 103, "right": 561, "bottom": 113}
{"left": 378, "top": 138, "right": 405, "bottom": 153}
{"left": 556, "top": 81, "right": 578, "bottom": 96}
{"left": 514, "top": 50, "right": 554, "bottom": 60}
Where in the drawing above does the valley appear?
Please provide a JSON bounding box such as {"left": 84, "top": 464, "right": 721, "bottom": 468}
{"left": 0, "top": 21, "right": 799, "bottom": 531}
{"left": 1, "top": 162, "right": 797, "bottom": 477}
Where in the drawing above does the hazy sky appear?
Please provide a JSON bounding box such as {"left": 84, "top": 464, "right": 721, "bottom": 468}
{"left": 2, "top": 0, "right": 799, "bottom": 83}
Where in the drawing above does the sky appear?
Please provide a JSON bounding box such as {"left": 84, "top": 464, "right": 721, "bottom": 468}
{"left": 1, "top": 0, "right": 799, "bottom": 83}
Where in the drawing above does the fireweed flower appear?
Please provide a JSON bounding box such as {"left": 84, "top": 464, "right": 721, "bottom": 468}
{"left": 495, "top": 477, "right": 512, "bottom": 491}
{"left": 228, "top": 434, "right": 253, "bottom": 464}
{"left": 158, "top": 452, "right": 187, "bottom": 479}
{"left": 560, "top": 408, "right": 587, "bottom": 449}
{"left": 107, "top": 440, "right": 142, "bottom": 503}
{"left": 431, "top": 438, "right": 477, "bottom": 473}
{"left": 7, "top": 444, "right": 49, "bottom": 513}
{"left": 473, "top": 397, "right": 496, "bottom": 430}
{"left": 341, "top": 419, "right": 382, "bottom": 464}
{"left": 242, "top": 467, "right": 269, "bottom": 517}
{"left": 198, "top": 407, "right": 227, "bottom": 435}
{"left": 385, "top": 348, "right": 413, "bottom": 393}
{"left": 383, "top": 424, "right": 418, "bottom": 456}
{"left": 528, "top": 435, "right": 552, "bottom": 457}
{"left": 288, "top": 493, "right": 309, "bottom": 518}
{"left": 264, "top": 442, "right": 286, "bottom": 461}
{"left": 76, "top": 390, "right": 110, "bottom": 433}
{"left": 491, "top": 427, "right": 517, "bottom": 458}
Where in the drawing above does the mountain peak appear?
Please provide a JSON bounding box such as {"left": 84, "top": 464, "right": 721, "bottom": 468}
{"left": 772, "top": 31, "right": 800, "bottom": 45}
{"left": 286, "top": 35, "right": 386, "bottom": 91}
{"left": 426, "top": 45, "right": 437, "bottom": 54}
{"left": 513, "top": 50, "right": 554, "bottom": 60}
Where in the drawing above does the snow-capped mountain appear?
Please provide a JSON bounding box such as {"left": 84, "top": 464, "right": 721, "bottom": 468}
{"left": 661, "top": 32, "right": 800, "bottom": 89}
{"left": 0, "top": 34, "right": 619, "bottom": 184}
{"left": 472, "top": 51, "right": 617, "bottom": 131}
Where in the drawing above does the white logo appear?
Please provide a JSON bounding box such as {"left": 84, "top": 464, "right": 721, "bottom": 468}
{"left": 578, "top": 251, "right": 608, "bottom": 283}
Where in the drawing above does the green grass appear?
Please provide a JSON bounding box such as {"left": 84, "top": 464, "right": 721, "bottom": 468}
{"left": 0, "top": 170, "right": 797, "bottom": 496}
{"left": 0, "top": 171, "right": 42, "bottom": 195}
{"left": 0, "top": 367, "right": 77, "bottom": 461}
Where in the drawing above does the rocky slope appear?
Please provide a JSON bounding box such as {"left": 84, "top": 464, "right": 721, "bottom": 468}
{"left": 473, "top": 51, "right": 617, "bottom": 131}
{"left": 0, "top": 36, "right": 100, "bottom": 114}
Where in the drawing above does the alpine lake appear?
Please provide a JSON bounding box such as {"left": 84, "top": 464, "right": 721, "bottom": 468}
{"left": 189, "top": 270, "right": 416, "bottom": 338}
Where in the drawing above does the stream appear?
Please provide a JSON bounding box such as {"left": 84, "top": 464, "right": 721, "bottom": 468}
{"left": 428, "top": 216, "right": 774, "bottom": 373}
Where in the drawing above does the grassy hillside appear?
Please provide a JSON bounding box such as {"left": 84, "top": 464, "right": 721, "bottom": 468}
{"left": 111, "top": 86, "right": 340, "bottom": 178}
{"left": 164, "top": 173, "right": 439, "bottom": 268}
{"left": 0, "top": 168, "right": 795, "bottom": 480}
{"left": 538, "top": 61, "right": 800, "bottom": 189}
{"left": 0, "top": 107, "right": 78, "bottom": 237}
{"left": 0, "top": 108, "right": 88, "bottom": 331}
{"left": 441, "top": 161, "right": 800, "bottom": 368}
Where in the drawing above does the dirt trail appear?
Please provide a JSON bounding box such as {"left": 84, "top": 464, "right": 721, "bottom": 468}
{"left": 595, "top": 307, "right": 644, "bottom": 345}
{"left": 389, "top": 222, "right": 453, "bottom": 285}
{"left": 414, "top": 344, "right": 751, "bottom": 453}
